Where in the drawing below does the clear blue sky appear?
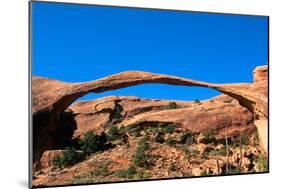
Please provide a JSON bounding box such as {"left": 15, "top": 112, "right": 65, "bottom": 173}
{"left": 31, "top": 2, "right": 268, "bottom": 101}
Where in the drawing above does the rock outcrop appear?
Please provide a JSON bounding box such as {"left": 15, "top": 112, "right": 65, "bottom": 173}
{"left": 253, "top": 65, "right": 268, "bottom": 83}
{"left": 32, "top": 66, "right": 268, "bottom": 171}
{"left": 68, "top": 95, "right": 255, "bottom": 140}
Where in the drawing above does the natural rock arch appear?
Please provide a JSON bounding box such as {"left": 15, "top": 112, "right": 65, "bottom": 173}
{"left": 32, "top": 66, "right": 268, "bottom": 170}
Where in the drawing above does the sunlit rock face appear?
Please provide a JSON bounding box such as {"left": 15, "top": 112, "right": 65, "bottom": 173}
{"left": 32, "top": 65, "right": 268, "bottom": 171}
{"left": 253, "top": 65, "right": 268, "bottom": 83}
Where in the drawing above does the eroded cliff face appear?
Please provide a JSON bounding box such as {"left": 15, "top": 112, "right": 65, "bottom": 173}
{"left": 32, "top": 66, "right": 268, "bottom": 171}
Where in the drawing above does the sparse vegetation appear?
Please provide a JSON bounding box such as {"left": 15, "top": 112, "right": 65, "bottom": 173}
{"left": 127, "top": 126, "right": 141, "bottom": 137}
{"left": 158, "top": 123, "right": 175, "bottom": 134}
{"left": 202, "top": 129, "right": 216, "bottom": 144}
{"left": 79, "top": 131, "right": 107, "bottom": 155}
{"left": 168, "top": 101, "right": 178, "bottom": 109}
{"left": 207, "top": 145, "right": 227, "bottom": 157}
{"left": 133, "top": 134, "right": 149, "bottom": 168}
{"left": 256, "top": 154, "right": 268, "bottom": 172}
{"left": 107, "top": 125, "right": 121, "bottom": 140}
{"left": 169, "top": 163, "right": 177, "bottom": 172}
{"left": 163, "top": 124, "right": 175, "bottom": 133}
{"left": 194, "top": 99, "right": 201, "bottom": 104}
{"left": 165, "top": 137, "right": 176, "bottom": 146}
{"left": 92, "top": 164, "right": 110, "bottom": 177}
{"left": 115, "top": 166, "right": 136, "bottom": 178}
{"left": 115, "top": 166, "right": 149, "bottom": 180}
{"left": 52, "top": 147, "right": 85, "bottom": 169}
{"left": 186, "top": 147, "right": 200, "bottom": 156}
{"left": 223, "top": 99, "right": 233, "bottom": 103}
{"left": 155, "top": 132, "right": 165, "bottom": 143}
{"left": 201, "top": 170, "right": 211, "bottom": 176}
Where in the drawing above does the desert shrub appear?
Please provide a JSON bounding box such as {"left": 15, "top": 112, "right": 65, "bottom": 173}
{"left": 168, "top": 101, "right": 178, "bottom": 109}
{"left": 158, "top": 123, "right": 175, "bottom": 133}
{"left": 133, "top": 134, "right": 149, "bottom": 168}
{"left": 107, "top": 125, "right": 121, "bottom": 140}
{"left": 52, "top": 156, "right": 64, "bottom": 169}
{"left": 256, "top": 154, "right": 268, "bottom": 172}
{"left": 155, "top": 132, "right": 165, "bottom": 144}
{"left": 223, "top": 99, "right": 233, "bottom": 103}
{"left": 194, "top": 99, "right": 201, "bottom": 104}
{"left": 62, "top": 147, "right": 84, "bottom": 166}
{"left": 127, "top": 126, "right": 141, "bottom": 137}
{"left": 169, "top": 163, "right": 177, "bottom": 172}
{"left": 115, "top": 166, "right": 136, "bottom": 179}
{"left": 187, "top": 147, "right": 200, "bottom": 156}
{"left": 52, "top": 147, "right": 85, "bottom": 168}
{"left": 165, "top": 137, "right": 176, "bottom": 146}
{"left": 92, "top": 164, "right": 109, "bottom": 177}
{"left": 115, "top": 169, "right": 129, "bottom": 178}
{"left": 200, "top": 170, "right": 211, "bottom": 176}
{"left": 133, "top": 171, "right": 150, "bottom": 180}
{"left": 213, "top": 146, "right": 227, "bottom": 156}
{"left": 202, "top": 128, "right": 216, "bottom": 144}
{"left": 79, "top": 131, "right": 100, "bottom": 155}
{"left": 127, "top": 166, "right": 137, "bottom": 175}
{"left": 163, "top": 124, "right": 175, "bottom": 133}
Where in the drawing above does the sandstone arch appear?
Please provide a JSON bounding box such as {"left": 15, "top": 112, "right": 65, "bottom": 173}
{"left": 32, "top": 66, "right": 268, "bottom": 169}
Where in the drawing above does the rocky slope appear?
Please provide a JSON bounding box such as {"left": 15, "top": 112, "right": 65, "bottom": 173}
{"left": 32, "top": 65, "right": 268, "bottom": 187}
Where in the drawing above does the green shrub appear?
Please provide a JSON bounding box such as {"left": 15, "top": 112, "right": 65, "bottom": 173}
{"left": 127, "top": 166, "right": 137, "bottom": 175}
{"left": 223, "top": 99, "right": 233, "bottom": 103}
{"left": 127, "top": 126, "right": 141, "bottom": 137}
{"left": 169, "top": 163, "right": 177, "bottom": 172}
{"left": 158, "top": 123, "right": 175, "bottom": 133}
{"left": 79, "top": 131, "right": 100, "bottom": 155}
{"left": 133, "top": 172, "right": 149, "bottom": 180}
{"left": 256, "top": 154, "right": 268, "bottom": 172}
{"left": 52, "top": 147, "right": 84, "bottom": 168}
{"left": 52, "top": 156, "right": 64, "bottom": 169}
{"left": 216, "top": 146, "right": 227, "bottom": 156}
{"left": 194, "top": 99, "right": 201, "bottom": 104}
{"left": 107, "top": 125, "right": 121, "bottom": 140}
{"left": 163, "top": 124, "right": 175, "bottom": 134}
{"left": 202, "top": 129, "right": 216, "bottom": 144}
{"left": 187, "top": 147, "right": 200, "bottom": 156}
{"left": 200, "top": 170, "right": 211, "bottom": 176}
{"left": 115, "top": 169, "right": 129, "bottom": 178}
{"left": 133, "top": 134, "right": 149, "bottom": 168}
{"left": 92, "top": 164, "right": 109, "bottom": 176}
{"left": 168, "top": 101, "right": 177, "bottom": 109}
{"left": 165, "top": 137, "right": 176, "bottom": 146}
{"left": 115, "top": 166, "right": 136, "bottom": 179}
{"left": 155, "top": 132, "right": 165, "bottom": 144}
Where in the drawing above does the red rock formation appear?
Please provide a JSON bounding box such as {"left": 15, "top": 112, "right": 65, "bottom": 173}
{"left": 32, "top": 65, "right": 268, "bottom": 170}
{"left": 253, "top": 65, "right": 268, "bottom": 83}
{"left": 69, "top": 95, "right": 255, "bottom": 140}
